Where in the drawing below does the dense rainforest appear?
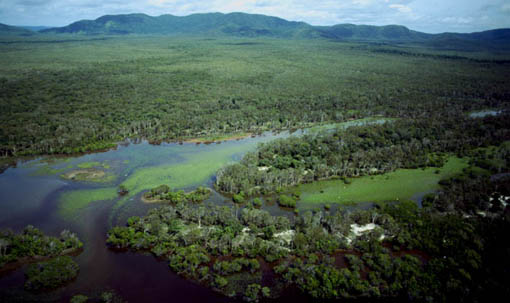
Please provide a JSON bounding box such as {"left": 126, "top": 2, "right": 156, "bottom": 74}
{"left": 0, "top": 35, "right": 509, "bottom": 158}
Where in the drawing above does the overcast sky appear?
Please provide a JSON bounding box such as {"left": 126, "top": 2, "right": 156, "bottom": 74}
{"left": 1, "top": 0, "right": 509, "bottom": 33}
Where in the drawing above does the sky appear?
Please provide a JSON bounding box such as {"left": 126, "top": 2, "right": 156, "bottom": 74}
{"left": 0, "top": 0, "right": 509, "bottom": 33}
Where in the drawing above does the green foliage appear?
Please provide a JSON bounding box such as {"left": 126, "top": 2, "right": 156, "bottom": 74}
{"left": 277, "top": 195, "right": 296, "bottom": 208}
{"left": 169, "top": 245, "right": 210, "bottom": 278}
{"left": 1, "top": 35, "right": 508, "bottom": 158}
{"left": 252, "top": 198, "right": 262, "bottom": 207}
{"left": 217, "top": 114, "right": 506, "bottom": 195}
{"left": 233, "top": 192, "right": 246, "bottom": 204}
{"left": 24, "top": 256, "right": 79, "bottom": 290}
{"left": 244, "top": 283, "right": 262, "bottom": 302}
{"left": 70, "top": 295, "right": 89, "bottom": 303}
{"left": 143, "top": 184, "right": 212, "bottom": 204}
{"left": 0, "top": 226, "right": 82, "bottom": 269}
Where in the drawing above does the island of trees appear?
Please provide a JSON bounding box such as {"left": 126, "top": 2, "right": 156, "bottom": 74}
{"left": 0, "top": 226, "right": 83, "bottom": 290}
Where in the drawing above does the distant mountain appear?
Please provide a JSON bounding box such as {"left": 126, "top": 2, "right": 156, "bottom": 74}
{"left": 33, "top": 12, "right": 510, "bottom": 47}
{"left": 41, "top": 12, "right": 314, "bottom": 38}
{"left": 0, "top": 23, "right": 35, "bottom": 36}
{"left": 315, "top": 24, "right": 431, "bottom": 41}
{"left": 20, "top": 26, "right": 52, "bottom": 32}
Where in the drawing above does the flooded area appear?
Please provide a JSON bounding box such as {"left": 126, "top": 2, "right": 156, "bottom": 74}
{"left": 0, "top": 119, "right": 390, "bottom": 302}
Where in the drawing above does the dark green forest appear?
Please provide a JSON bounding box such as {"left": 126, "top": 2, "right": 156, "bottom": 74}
{"left": 1, "top": 35, "right": 509, "bottom": 157}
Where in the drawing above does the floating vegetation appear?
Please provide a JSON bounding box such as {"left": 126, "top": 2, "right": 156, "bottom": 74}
{"left": 58, "top": 187, "right": 118, "bottom": 218}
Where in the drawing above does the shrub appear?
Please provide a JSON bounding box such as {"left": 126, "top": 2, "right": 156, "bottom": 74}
{"left": 24, "top": 256, "right": 79, "bottom": 290}
{"left": 278, "top": 195, "right": 296, "bottom": 208}
{"left": 252, "top": 198, "right": 262, "bottom": 207}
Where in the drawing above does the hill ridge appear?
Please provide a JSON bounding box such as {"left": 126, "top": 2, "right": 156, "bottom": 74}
{"left": 1, "top": 12, "right": 508, "bottom": 46}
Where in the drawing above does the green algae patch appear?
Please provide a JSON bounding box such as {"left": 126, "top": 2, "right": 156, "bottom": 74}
{"left": 298, "top": 157, "right": 469, "bottom": 205}
{"left": 59, "top": 187, "right": 117, "bottom": 218}
{"left": 77, "top": 161, "right": 101, "bottom": 169}
{"left": 120, "top": 145, "right": 251, "bottom": 196}
{"left": 31, "top": 166, "right": 68, "bottom": 176}
{"left": 29, "top": 161, "right": 74, "bottom": 176}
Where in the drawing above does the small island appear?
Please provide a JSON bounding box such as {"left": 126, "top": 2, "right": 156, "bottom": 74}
{"left": 25, "top": 256, "right": 79, "bottom": 291}
{"left": 0, "top": 226, "right": 83, "bottom": 278}
{"left": 61, "top": 168, "right": 106, "bottom": 181}
{"left": 142, "top": 185, "right": 212, "bottom": 204}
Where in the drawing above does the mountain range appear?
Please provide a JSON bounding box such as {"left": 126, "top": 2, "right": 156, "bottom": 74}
{"left": 2, "top": 12, "right": 510, "bottom": 47}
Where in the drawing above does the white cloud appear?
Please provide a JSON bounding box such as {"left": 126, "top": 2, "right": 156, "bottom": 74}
{"left": 442, "top": 16, "right": 473, "bottom": 25}
{"left": 389, "top": 4, "right": 412, "bottom": 14}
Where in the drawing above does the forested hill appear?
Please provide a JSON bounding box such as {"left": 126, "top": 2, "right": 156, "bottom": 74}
{"left": 0, "top": 23, "right": 35, "bottom": 36}
{"left": 39, "top": 12, "right": 510, "bottom": 45}
{"left": 41, "top": 13, "right": 313, "bottom": 38}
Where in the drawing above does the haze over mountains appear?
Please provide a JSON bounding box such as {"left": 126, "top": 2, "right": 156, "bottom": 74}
{"left": 1, "top": 12, "right": 510, "bottom": 47}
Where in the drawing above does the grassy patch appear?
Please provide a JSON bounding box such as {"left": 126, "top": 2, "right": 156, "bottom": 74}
{"left": 58, "top": 187, "right": 117, "bottom": 217}
{"left": 298, "top": 157, "right": 469, "bottom": 204}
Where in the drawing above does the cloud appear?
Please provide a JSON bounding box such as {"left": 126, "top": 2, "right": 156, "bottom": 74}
{"left": 389, "top": 4, "right": 412, "bottom": 14}
{"left": 502, "top": 4, "right": 510, "bottom": 13}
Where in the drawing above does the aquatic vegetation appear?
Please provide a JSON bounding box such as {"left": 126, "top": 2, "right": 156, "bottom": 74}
{"left": 30, "top": 164, "right": 69, "bottom": 176}
{"left": 58, "top": 187, "right": 118, "bottom": 217}
{"left": 77, "top": 161, "right": 101, "bottom": 169}
{"left": 24, "top": 256, "right": 79, "bottom": 291}
{"left": 298, "top": 157, "right": 469, "bottom": 204}
{"left": 0, "top": 226, "right": 82, "bottom": 271}
{"left": 120, "top": 143, "right": 250, "bottom": 196}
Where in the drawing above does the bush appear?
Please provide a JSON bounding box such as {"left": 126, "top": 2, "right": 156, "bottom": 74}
{"left": 24, "top": 256, "right": 79, "bottom": 290}
{"left": 70, "top": 295, "right": 89, "bottom": 303}
{"left": 233, "top": 192, "right": 245, "bottom": 203}
{"left": 252, "top": 198, "right": 262, "bottom": 207}
{"left": 278, "top": 195, "right": 296, "bottom": 208}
